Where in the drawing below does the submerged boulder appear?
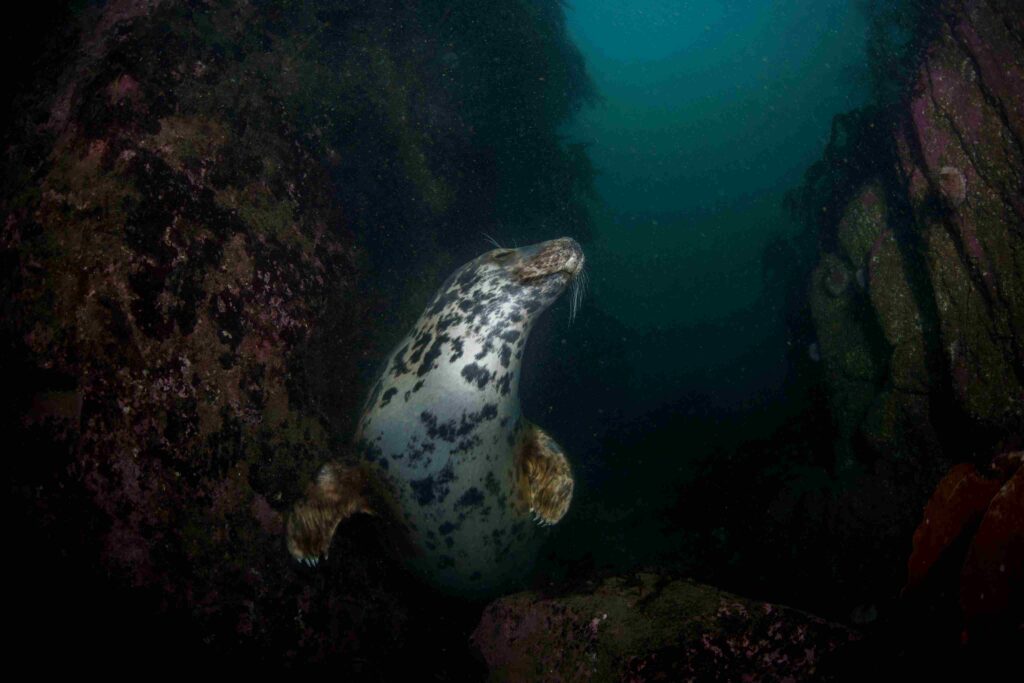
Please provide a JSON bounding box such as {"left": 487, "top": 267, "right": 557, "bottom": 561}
{"left": 472, "top": 572, "right": 859, "bottom": 682}
{"left": 892, "top": 0, "right": 1024, "bottom": 438}
{"left": 772, "top": 0, "right": 1022, "bottom": 639}
{"left": 809, "top": 0, "right": 1023, "bottom": 473}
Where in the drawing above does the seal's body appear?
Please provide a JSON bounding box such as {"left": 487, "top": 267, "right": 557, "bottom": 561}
{"left": 288, "top": 238, "right": 581, "bottom": 595}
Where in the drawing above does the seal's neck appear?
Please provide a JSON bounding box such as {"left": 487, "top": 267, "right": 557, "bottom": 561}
{"left": 416, "top": 311, "right": 533, "bottom": 406}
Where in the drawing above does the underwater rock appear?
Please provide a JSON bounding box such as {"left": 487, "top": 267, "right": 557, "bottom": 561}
{"left": 824, "top": 260, "right": 851, "bottom": 298}
{"left": 937, "top": 165, "right": 967, "bottom": 206}
{"left": 809, "top": 0, "right": 1023, "bottom": 466}
{"left": 837, "top": 182, "right": 887, "bottom": 268}
{"left": 777, "top": 0, "right": 1022, "bottom": 639}
{"left": 3, "top": 0, "right": 369, "bottom": 660}
{"left": 891, "top": 0, "right": 1024, "bottom": 438}
{"left": 809, "top": 248, "right": 882, "bottom": 448}
{"left": 3, "top": 0, "right": 595, "bottom": 669}
{"left": 472, "top": 572, "right": 859, "bottom": 682}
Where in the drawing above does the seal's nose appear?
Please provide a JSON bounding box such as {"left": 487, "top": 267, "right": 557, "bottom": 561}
{"left": 512, "top": 237, "right": 585, "bottom": 282}
{"left": 553, "top": 237, "right": 584, "bottom": 276}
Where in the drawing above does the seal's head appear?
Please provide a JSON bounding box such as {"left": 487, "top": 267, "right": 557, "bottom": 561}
{"left": 502, "top": 237, "right": 585, "bottom": 286}
{"left": 488, "top": 236, "right": 584, "bottom": 309}
{"left": 427, "top": 237, "right": 585, "bottom": 340}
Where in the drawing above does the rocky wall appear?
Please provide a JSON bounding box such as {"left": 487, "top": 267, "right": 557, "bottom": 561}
{"left": 472, "top": 572, "right": 860, "bottom": 682}
{"left": 801, "top": 0, "right": 1021, "bottom": 636}
{"left": 2, "top": 0, "right": 593, "bottom": 671}
{"left": 812, "top": 0, "right": 1023, "bottom": 469}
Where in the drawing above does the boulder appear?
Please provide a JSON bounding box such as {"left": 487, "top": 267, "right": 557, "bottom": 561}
{"left": 809, "top": 0, "right": 1023, "bottom": 464}
{"left": 472, "top": 573, "right": 859, "bottom": 682}
{"left": 2, "top": 0, "right": 594, "bottom": 670}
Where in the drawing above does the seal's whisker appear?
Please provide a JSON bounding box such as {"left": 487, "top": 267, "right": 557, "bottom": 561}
{"left": 482, "top": 232, "right": 503, "bottom": 249}
{"left": 577, "top": 275, "right": 583, "bottom": 321}
{"left": 569, "top": 279, "right": 576, "bottom": 323}
{"left": 569, "top": 275, "right": 582, "bottom": 324}
{"left": 568, "top": 265, "right": 588, "bottom": 325}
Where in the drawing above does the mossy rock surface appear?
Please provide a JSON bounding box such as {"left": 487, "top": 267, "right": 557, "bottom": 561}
{"left": 3, "top": 0, "right": 595, "bottom": 670}
{"left": 472, "top": 572, "right": 859, "bottom": 682}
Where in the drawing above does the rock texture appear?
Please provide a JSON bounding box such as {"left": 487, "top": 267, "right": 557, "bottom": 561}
{"left": 472, "top": 573, "right": 859, "bottom": 682}
{"left": 811, "top": 0, "right": 1023, "bottom": 469}
{"left": 2, "top": 0, "right": 593, "bottom": 671}
{"left": 5, "top": 1, "right": 364, "bottom": 662}
{"left": 683, "top": 0, "right": 1024, "bottom": 640}
{"left": 801, "top": 0, "right": 1022, "bottom": 639}
{"left": 892, "top": 0, "right": 1023, "bottom": 440}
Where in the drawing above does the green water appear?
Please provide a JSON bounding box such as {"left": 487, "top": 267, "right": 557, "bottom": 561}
{"left": 566, "top": 1, "right": 867, "bottom": 380}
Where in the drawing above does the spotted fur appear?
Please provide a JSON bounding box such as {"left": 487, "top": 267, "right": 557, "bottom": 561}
{"left": 288, "top": 238, "right": 582, "bottom": 595}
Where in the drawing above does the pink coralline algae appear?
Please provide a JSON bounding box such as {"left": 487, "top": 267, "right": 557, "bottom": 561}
{"left": 472, "top": 573, "right": 858, "bottom": 682}
{"left": 803, "top": 1, "right": 1023, "bottom": 609}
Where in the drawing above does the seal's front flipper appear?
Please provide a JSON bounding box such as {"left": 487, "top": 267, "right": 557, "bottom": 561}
{"left": 286, "top": 462, "right": 374, "bottom": 565}
{"left": 519, "top": 422, "right": 574, "bottom": 526}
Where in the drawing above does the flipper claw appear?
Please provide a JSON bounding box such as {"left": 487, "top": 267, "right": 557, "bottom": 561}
{"left": 517, "top": 422, "right": 574, "bottom": 526}
{"left": 286, "top": 462, "right": 373, "bottom": 565}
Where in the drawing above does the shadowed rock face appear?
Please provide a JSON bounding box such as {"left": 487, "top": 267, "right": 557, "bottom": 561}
{"left": 801, "top": 0, "right": 1022, "bottom": 636}
{"left": 472, "top": 573, "right": 859, "bottom": 682}
{"left": 663, "top": 0, "right": 1022, "bottom": 655}
{"left": 892, "top": 0, "right": 1024, "bottom": 439}
{"left": 2, "top": 0, "right": 592, "bottom": 671}
{"left": 812, "top": 0, "right": 1023, "bottom": 470}
{"left": 3, "top": 0, "right": 373, "bottom": 666}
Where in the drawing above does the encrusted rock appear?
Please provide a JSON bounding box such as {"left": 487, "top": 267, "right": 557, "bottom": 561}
{"left": 808, "top": 0, "right": 1023, "bottom": 464}
{"left": 472, "top": 573, "right": 859, "bottom": 682}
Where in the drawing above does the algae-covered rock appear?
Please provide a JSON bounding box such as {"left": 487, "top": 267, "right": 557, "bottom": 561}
{"left": 786, "top": 0, "right": 1020, "bottom": 633}
{"left": 867, "top": 229, "right": 928, "bottom": 393}
{"left": 893, "top": 0, "right": 1024, "bottom": 436}
{"left": 919, "top": 224, "right": 1017, "bottom": 429}
{"left": 472, "top": 572, "right": 859, "bottom": 682}
{"left": 807, "top": 0, "right": 1023, "bottom": 465}
{"left": 3, "top": 0, "right": 373, "bottom": 662}
{"left": 837, "top": 182, "right": 886, "bottom": 268}
{"left": 3, "top": 0, "right": 595, "bottom": 669}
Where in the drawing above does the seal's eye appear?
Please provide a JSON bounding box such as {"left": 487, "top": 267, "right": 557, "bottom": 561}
{"left": 492, "top": 249, "right": 514, "bottom": 261}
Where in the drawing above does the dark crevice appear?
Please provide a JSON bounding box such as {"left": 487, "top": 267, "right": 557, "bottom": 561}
{"left": 887, "top": 120, "right": 965, "bottom": 461}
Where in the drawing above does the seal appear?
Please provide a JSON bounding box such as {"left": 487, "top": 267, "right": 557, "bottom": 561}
{"left": 287, "top": 237, "right": 584, "bottom": 595}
